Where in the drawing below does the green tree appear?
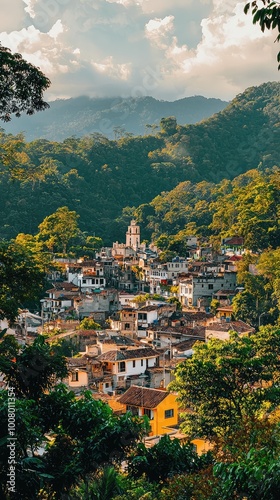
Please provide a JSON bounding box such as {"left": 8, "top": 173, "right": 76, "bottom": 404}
{"left": 71, "top": 467, "right": 123, "bottom": 500}
{"left": 159, "top": 117, "right": 178, "bottom": 135}
{"left": 40, "top": 389, "right": 148, "bottom": 497}
{"left": 79, "top": 318, "right": 101, "bottom": 330}
{"left": 214, "top": 446, "right": 280, "bottom": 500}
{"left": 170, "top": 327, "right": 280, "bottom": 441}
{"left": 210, "top": 298, "right": 220, "bottom": 315}
{"left": 232, "top": 290, "right": 259, "bottom": 326}
{"left": 0, "top": 384, "right": 148, "bottom": 499}
{"left": 127, "top": 435, "right": 210, "bottom": 483}
{"left": 38, "top": 206, "right": 80, "bottom": 254}
{"left": 167, "top": 296, "right": 182, "bottom": 310}
{"left": 0, "top": 335, "right": 68, "bottom": 399}
{"left": 0, "top": 239, "right": 44, "bottom": 322}
{"left": 0, "top": 43, "right": 50, "bottom": 122}
{"left": 244, "top": 1, "right": 280, "bottom": 69}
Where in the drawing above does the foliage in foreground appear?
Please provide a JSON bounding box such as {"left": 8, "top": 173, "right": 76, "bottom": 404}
{"left": 170, "top": 327, "right": 280, "bottom": 441}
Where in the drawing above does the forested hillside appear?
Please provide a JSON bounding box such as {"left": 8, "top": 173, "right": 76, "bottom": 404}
{"left": 2, "top": 95, "right": 228, "bottom": 141}
{"left": 0, "top": 81, "right": 279, "bottom": 244}
{"left": 134, "top": 168, "right": 280, "bottom": 252}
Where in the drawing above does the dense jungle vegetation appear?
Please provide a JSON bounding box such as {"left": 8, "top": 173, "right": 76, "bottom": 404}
{"left": 0, "top": 81, "right": 279, "bottom": 245}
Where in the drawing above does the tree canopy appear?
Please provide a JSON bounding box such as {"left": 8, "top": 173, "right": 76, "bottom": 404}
{"left": 37, "top": 206, "right": 80, "bottom": 254}
{"left": 244, "top": 1, "right": 280, "bottom": 69}
{"left": 0, "top": 44, "right": 50, "bottom": 122}
{"left": 170, "top": 327, "right": 280, "bottom": 441}
{"left": 0, "top": 239, "right": 44, "bottom": 322}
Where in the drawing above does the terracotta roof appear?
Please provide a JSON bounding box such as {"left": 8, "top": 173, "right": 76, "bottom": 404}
{"left": 223, "top": 237, "right": 244, "bottom": 246}
{"left": 47, "top": 282, "right": 78, "bottom": 292}
{"left": 98, "top": 347, "right": 159, "bottom": 361}
{"left": 100, "top": 336, "right": 136, "bottom": 346}
{"left": 118, "top": 385, "right": 169, "bottom": 408}
{"left": 228, "top": 255, "right": 243, "bottom": 261}
{"left": 67, "top": 355, "right": 101, "bottom": 367}
{"left": 206, "top": 320, "right": 254, "bottom": 334}
{"left": 148, "top": 325, "right": 206, "bottom": 338}
{"left": 174, "top": 338, "right": 204, "bottom": 351}
{"left": 76, "top": 330, "right": 98, "bottom": 337}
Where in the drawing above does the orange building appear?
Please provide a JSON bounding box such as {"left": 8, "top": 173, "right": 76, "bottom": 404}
{"left": 118, "top": 385, "right": 178, "bottom": 436}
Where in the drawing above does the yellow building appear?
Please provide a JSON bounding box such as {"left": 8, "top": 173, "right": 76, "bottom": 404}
{"left": 118, "top": 385, "right": 178, "bottom": 436}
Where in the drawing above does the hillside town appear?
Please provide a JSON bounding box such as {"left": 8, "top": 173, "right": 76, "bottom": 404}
{"left": 1, "top": 2, "right": 280, "bottom": 496}
{"left": 1, "top": 219, "right": 257, "bottom": 452}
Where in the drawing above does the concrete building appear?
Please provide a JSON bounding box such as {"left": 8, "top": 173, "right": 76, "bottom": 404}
{"left": 178, "top": 272, "right": 237, "bottom": 308}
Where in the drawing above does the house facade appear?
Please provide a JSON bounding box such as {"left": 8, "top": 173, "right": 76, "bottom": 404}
{"left": 118, "top": 385, "right": 178, "bottom": 436}
{"left": 97, "top": 347, "right": 160, "bottom": 390}
{"left": 178, "top": 272, "right": 237, "bottom": 308}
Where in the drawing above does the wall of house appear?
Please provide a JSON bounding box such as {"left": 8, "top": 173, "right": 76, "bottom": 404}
{"left": 205, "top": 329, "right": 231, "bottom": 341}
{"left": 124, "top": 357, "right": 157, "bottom": 375}
{"left": 179, "top": 273, "right": 236, "bottom": 307}
{"left": 146, "top": 393, "right": 178, "bottom": 435}
{"left": 137, "top": 309, "right": 158, "bottom": 327}
{"left": 67, "top": 370, "right": 88, "bottom": 388}
{"left": 191, "top": 438, "right": 213, "bottom": 456}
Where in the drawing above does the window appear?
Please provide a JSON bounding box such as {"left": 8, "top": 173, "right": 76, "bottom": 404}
{"left": 119, "top": 361, "right": 126, "bottom": 373}
{"left": 105, "top": 382, "right": 110, "bottom": 388}
{"left": 165, "top": 409, "right": 174, "bottom": 419}
{"left": 100, "top": 278, "right": 104, "bottom": 284}
{"left": 208, "top": 284, "right": 213, "bottom": 290}
{"left": 144, "top": 408, "right": 152, "bottom": 419}
{"left": 138, "top": 313, "right": 147, "bottom": 321}
{"left": 133, "top": 360, "right": 136, "bottom": 368}
{"left": 71, "top": 371, "right": 79, "bottom": 382}
{"left": 127, "top": 405, "right": 138, "bottom": 416}
{"left": 141, "top": 359, "right": 143, "bottom": 366}
{"left": 82, "top": 279, "right": 86, "bottom": 284}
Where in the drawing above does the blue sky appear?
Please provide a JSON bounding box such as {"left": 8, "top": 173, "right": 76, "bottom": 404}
{"left": 1, "top": 0, "right": 279, "bottom": 101}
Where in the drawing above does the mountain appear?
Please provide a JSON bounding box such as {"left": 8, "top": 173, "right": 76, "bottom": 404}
{"left": 0, "top": 81, "right": 279, "bottom": 245}
{"left": 2, "top": 95, "right": 228, "bottom": 141}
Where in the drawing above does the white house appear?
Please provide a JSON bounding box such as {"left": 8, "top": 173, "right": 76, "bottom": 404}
{"left": 67, "top": 261, "right": 106, "bottom": 291}
{"left": 97, "top": 347, "right": 160, "bottom": 390}
{"left": 149, "top": 258, "right": 189, "bottom": 294}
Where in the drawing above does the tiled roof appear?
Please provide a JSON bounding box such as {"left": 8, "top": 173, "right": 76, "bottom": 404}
{"left": 171, "top": 311, "right": 209, "bottom": 319}
{"left": 138, "top": 305, "right": 160, "bottom": 312}
{"left": 228, "top": 255, "right": 243, "bottom": 261}
{"left": 148, "top": 325, "right": 206, "bottom": 338}
{"left": 206, "top": 320, "right": 254, "bottom": 333}
{"left": 46, "top": 282, "right": 78, "bottom": 292}
{"left": 118, "top": 385, "right": 169, "bottom": 408}
{"left": 98, "top": 347, "right": 159, "bottom": 361}
{"left": 67, "top": 355, "right": 101, "bottom": 367}
{"left": 223, "top": 237, "right": 244, "bottom": 246}
{"left": 174, "top": 338, "right": 204, "bottom": 351}
{"left": 76, "top": 330, "right": 98, "bottom": 337}
{"left": 101, "top": 336, "right": 136, "bottom": 346}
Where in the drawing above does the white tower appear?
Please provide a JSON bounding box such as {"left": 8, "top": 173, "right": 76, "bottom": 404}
{"left": 126, "top": 220, "right": 140, "bottom": 250}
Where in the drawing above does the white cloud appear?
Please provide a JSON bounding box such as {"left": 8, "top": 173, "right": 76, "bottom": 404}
{"left": 0, "top": 0, "right": 279, "bottom": 102}
{"left": 145, "top": 15, "right": 174, "bottom": 49}
{"left": 92, "top": 56, "right": 131, "bottom": 80}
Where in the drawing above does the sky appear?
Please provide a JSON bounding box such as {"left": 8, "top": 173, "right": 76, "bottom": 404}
{"left": 0, "top": 0, "right": 279, "bottom": 102}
